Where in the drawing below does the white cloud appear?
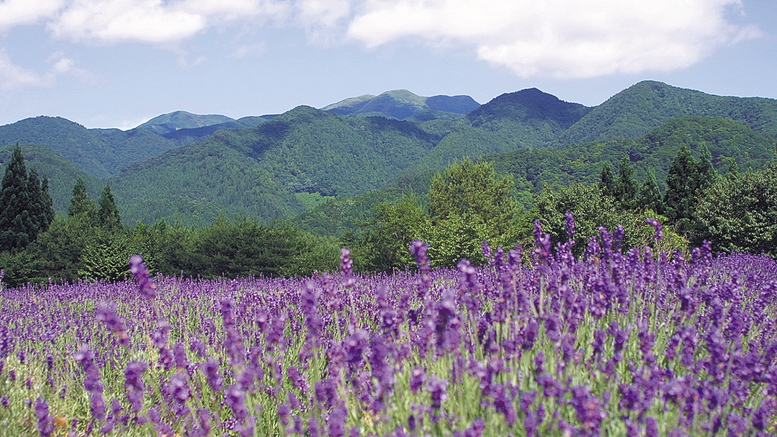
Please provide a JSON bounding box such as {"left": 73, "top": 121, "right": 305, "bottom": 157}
{"left": 0, "top": 49, "right": 91, "bottom": 90}
{"left": 0, "top": 0, "right": 64, "bottom": 32}
{"left": 45, "top": 0, "right": 291, "bottom": 44}
{"left": 346, "top": 0, "right": 762, "bottom": 78}
{"left": 0, "top": 0, "right": 763, "bottom": 78}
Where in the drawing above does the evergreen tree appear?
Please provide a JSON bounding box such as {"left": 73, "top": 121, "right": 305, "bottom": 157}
{"left": 26, "top": 168, "right": 46, "bottom": 239}
{"left": 96, "top": 184, "right": 121, "bottom": 230}
{"left": 637, "top": 169, "right": 663, "bottom": 214}
{"left": 599, "top": 162, "right": 616, "bottom": 198}
{"left": 696, "top": 143, "right": 717, "bottom": 190}
{"left": 663, "top": 145, "right": 700, "bottom": 231}
{"left": 0, "top": 146, "right": 35, "bottom": 251}
{"left": 69, "top": 177, "right": 95, "bottom": 218}
{"left": 726, "top": 160, "right": 740, "bottom": 181}
{"left": 614, "top": 155, "right": 639, "bottom": 209}
{"left": 40, "top": 176, "right": 55, "bottom": 229}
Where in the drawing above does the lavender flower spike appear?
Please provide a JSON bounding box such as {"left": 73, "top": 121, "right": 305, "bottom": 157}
{"left": 129, "top": 254, "right": 156, "bottom": 299}
{"left": 645, "top": 218, "right": 663, "bottom": 241}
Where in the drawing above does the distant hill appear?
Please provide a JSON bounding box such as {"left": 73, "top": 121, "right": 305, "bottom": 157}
{"left": 410, "top": 88, "right": 592, "bottom": 170}
{"left": 109, "top": 106, "right": 442, "bottom": 225}
{"left": 2, "top": 80, "right": 776, "bottom": 230}
{"left": 294, "top": 116, "right": 777, "bottom": 237}
{"left": 558, "top": 80, "right": 777, "bottom": 145}
{"left": 323, "top": 90, "right": 480, "bottom": 121}
{"left": 0, "top": 116, "right": 183, "bottom": 179}
{"left": 490, "top": 116, "right": 777, "bottom": 192}
{"left": 0, "top": 144, "right": 103, "bottom": 213}
{"left": 136, "top": 111, "right": 237, "bottom": 135}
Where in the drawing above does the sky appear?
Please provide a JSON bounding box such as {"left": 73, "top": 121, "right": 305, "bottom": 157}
{"left": 0, "top": 0, "right": 775, "bottom": 129}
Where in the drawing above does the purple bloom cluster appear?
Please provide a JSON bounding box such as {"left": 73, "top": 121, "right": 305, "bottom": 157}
{"left": 0, "top": 219, "right": 776, "bottom": 436}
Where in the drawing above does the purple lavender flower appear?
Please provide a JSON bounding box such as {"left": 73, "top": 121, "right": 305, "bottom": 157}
{"left": 427, "top": 375, "right": 448, "bottom": 411}
{"left": 565, "top": 211, "right": 575, "bottom": 240}
{"left": 95, "top": 301, "right": 129, "bottom": 345}
{"left": 129, "top": 254, "right": 156, "bottom": 299}
{"left": 409, "top": 367, "right": 426, "bottom": 394}
{"left": 645, "top": 218, "right": 663, "bottom": 241}
{"left": 35, "top": 397, "right": 54, "bottom": 436}
{"left": 327, "top": 406, "right": 348, "bottom": 437}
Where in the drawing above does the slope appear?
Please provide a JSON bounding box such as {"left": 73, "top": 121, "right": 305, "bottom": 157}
{"left": 323, "top": 90, "right": 480, "bottom": 121}
{"left": 0, "top": 144, "right": 103, "bottom": 213}
{"left": 110, "top": 106, "right": 442, "bottom": 225}
{"left": 558, "top": 81, "right": 777, "bottom": 145}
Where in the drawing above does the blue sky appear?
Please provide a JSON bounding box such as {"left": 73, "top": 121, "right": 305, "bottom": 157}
{"left": 0, "top": 0, "right": 775, "bottom": 129}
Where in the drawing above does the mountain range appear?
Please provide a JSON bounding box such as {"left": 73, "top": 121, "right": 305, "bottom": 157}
{"left": 0, "top": 81, "right": 775, "bottom": 230}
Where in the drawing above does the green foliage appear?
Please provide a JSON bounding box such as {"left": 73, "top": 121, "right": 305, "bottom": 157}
{"left": 0, "top": 146, "right": 53, "bottom": 252}
{"left": 663, "top": 145, "right": 701, "bottom": 233}
{"left": 0, "top": 116, "right": 183, "bottom": 178}
{"left": 614, "top": 155, "right": 639, "bottom": 210}
{"left": 96, "top": 184, "right": 121, "bottom": 230}
{"left": 68, "top": 177, "right": 95, "bottom": 218}
{"left": 427, "top": 158, "right": 521, "bottom": 266}
{"left": 350, "top": 192, "right": 430, "bottom": 273}
{"left": 534, "top": 183, "right": 685, "bottom": 255}
{"left": 696, "top": 164, "right": 777, "bottom": 256}
{"left": 599, "top": 161, "right": 616, "bottom": 198}
{"left": 0, "top": 214, "right": 94, "bottom": 286}
{"left": 637, "top": 169, "right": 664, "bottom": 214}
{"left": 78, "top": 229, "right": 143, "bottom": 282}
{"left": 558, "top": 80, "right": 777, "bottom": 145}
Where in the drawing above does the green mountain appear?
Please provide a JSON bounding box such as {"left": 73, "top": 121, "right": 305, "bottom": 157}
{"left": 109, "top": 106, "right": 441, "bottom": 225}
{"left": 322, "top": 90, "right": 480, "bottom": 121}
{"left": 490, "top": 116, "right": 777, "bottom": 192}
{"left": 0, "top": 143, "right": 103, "bottom": 213}
{"left": 558, "top": 80, "right": 777, "bottom": 145}
{"left": 294, "top": 116, "right": 776, "bottom": 237}
{"left": 0, "top": 116, "right": 181, "bottom": 179}
{"left": 410, "top": 88, "right": 592, "bottom": 170}
{"left": 3, "top": 80, "right": 777, "bottom": 232}
{"left": 137, "top": 111, "right": 237, "bottom": 135}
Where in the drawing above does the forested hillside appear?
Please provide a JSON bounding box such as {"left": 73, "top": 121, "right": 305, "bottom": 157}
{"left": 0, "top": 81, "right": 776, "bottom": 229}
{"left": 557, "top": 80, "right": 777, "bottom": 145}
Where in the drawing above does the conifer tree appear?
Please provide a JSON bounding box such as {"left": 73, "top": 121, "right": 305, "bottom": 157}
{"left": 637, "top": 169, "right": 663, "bottom": 214}
{"left": 96, "top": 183, "right": 121, "bottom": 230}
{"left": 599, "top": 162, "right": 616, "bottom": 198}
{"left": 696, "top": 143, "right": 716, "bottom": 190}
{"left": 40, "top": 176, "right": 55, "bottom": 229}
{"left": 26, "top": 168, "right": 46, "bottom": 238}
{"left": 663, "top": 144, "right": 700, "bottom": 229}
{"left": 614, "top": 155, "right": 639, "bottom": 210}
{"left": 68, "top": 177, "right": 95, "bottom": 218}
{"left": 726, "top": 160, "right": 740, "bottom": 181}
{"left": 0, "top": 146, "right": 35, "bottom": 251}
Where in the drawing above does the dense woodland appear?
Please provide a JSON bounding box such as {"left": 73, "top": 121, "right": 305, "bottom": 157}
{"left": 0, "top": 81, "right": 776, "bottom": 286}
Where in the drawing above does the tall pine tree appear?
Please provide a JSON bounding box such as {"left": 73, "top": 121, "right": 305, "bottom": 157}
{"left": 96, "top": 183, "right": 121, "bottom": 230}
{"left": 614, "top": 155, "right": 639, "bottom": 210}
{"left": 663, "top": 145, "right": 700, "bottom": 232}
{"left": 599, "top": 162, "right": 616, "bottom": 198}
{"left": 0, "top": 146, "right": 39, "bottom": 251}
{"left": 637, "top": 169, "right": 663, "bottom": 214}
{"left": 69, "top": 177, "right": 95, "bottom": 218}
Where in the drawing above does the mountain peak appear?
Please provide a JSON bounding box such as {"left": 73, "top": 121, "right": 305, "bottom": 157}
{"left": 321, "top": 90, "right": 479, "bottom": 121}
{"left": 137, "top": 111, "right": 235, "bottom": 135}
{"left": 468, "top": 88, "right": 591, "bottom": 129}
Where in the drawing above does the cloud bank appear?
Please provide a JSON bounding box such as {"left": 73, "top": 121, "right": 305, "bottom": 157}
{"left": 347, "top": 0, "right": 761, "bottom": 78}
{"left": 0, "top": 0, "right": 762, "bottom": 78}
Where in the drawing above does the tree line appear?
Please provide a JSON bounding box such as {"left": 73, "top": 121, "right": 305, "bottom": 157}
{"left": 0, "top": 144, "right": 775, "bottom": 287}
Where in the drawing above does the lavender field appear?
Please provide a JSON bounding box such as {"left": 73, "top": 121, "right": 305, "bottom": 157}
{"left": 1, "top": 221, "right": 776, "bottom": 436}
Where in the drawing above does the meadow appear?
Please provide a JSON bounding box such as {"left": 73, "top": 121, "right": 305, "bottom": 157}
{"left": 0, "top": 219, "right": 776, "bottom": 436}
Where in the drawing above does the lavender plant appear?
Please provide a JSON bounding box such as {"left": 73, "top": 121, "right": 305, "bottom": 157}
{"left": 0, "top": 216, "right": 775, "bottom": 436}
